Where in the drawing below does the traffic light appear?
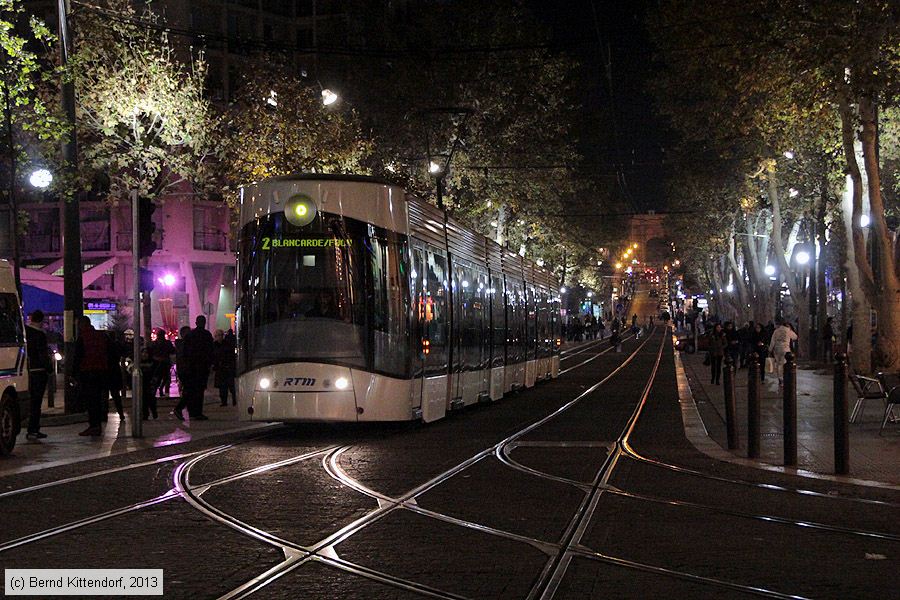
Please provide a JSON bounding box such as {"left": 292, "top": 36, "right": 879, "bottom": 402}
{"left": 139, "top": 267, "right": 155, "bottom": 292}
{"left": 138, "top": 197, "right": 158, "bottom": 259}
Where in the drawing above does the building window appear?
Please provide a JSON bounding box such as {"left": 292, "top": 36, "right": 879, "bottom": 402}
{"left": 22, "top": 208, "right": 61, "bottom": 254}
{"left": 81, "top": 207, "right": 111, "bottom": 252}
{"left": 194, "top": 206, "right": 226, "bottom": 251}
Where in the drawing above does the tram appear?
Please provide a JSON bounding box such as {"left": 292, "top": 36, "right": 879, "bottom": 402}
{"left": 235, "top": 174, "right": 560, "bottom": 423}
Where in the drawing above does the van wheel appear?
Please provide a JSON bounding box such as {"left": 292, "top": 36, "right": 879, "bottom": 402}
{"left": 0, "top": 394, "right": 19, "bottom": 456}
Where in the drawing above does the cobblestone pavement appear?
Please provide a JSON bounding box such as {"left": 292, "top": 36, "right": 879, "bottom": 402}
{"left": 0, "top": 292, "right": 895, "bottom": 599}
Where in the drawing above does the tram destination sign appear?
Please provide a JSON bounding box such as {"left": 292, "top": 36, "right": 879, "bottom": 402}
{"left": 261, "top": 237, "right": 353, "bottom": 250}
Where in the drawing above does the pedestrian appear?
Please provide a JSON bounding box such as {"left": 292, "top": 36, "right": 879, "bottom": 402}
{"left": 72, "top": 316, "right": 112, "bottom": 437}
{"left": 738, "top": 321, "right": 753, "bottom": 368}
{"left": 822, "top": 317, "right": 835, "bottom": 363}
{"left": 213, "top": 329, "right": 237, "bottom": 406}
{"left": 105, "top": 330, "right": 126, "bottom": 419}
{"left": 768, "top": 320, "right": 798, "bottom": 388}
{"left": 597, "top": 318, "right": 606, "bottom": 340}
{"left": 172, "top": 326, "right": 192, "bottom": 420}
{"left": 631, "top": 313, "right": 638, "bottom": 329}
{"left": 150, "top": 328, "right": 175, "bottom": 398}
{"left": 24, "top": 310, "right": 51, "bottom": 440}
{"left": 182, "top": 315, "right": 214, "bottom": 420}
{"left": 724, "top": 321, "right": 740, "bottom": 367}
{"left": 708, "top": 323, "right": 726, "bottom": 385}
{"left": 139, "top": 347, "right": 158, "bottom": 420}
{"left": 752, "top": 322, "right": 767, "bottom": 382}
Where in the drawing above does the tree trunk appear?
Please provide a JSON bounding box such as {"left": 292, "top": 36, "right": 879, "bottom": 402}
{"left": 815, "top": 182, "right": 828, "bottom": 361}
{"left": 858, "top": 96, "right": 900, "bottom": 371}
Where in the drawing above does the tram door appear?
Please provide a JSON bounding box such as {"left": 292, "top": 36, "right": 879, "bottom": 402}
{"left": 412, "top": 244, "right": 450, "bottom": 422}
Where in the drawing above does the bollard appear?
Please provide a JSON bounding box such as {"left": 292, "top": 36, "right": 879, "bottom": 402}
{"left": 747, "top": 354, "right": 761, "bottom": 458}
{"left": 723, "top": 354, "right": 738, "bottom": 450}
{"left": 833, "top": 353, "right": 850, "bottom": 475}
{"left": 783, "top": 352, "right": 797, "bottom": 466}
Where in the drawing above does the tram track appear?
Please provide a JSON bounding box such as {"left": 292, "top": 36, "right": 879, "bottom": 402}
{"left": 195, "top": 328, "right": 658, "bottom": 598}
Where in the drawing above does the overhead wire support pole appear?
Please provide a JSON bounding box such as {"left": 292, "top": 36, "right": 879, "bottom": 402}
{"left": 58, "top": 0, "right": 84, "bottom": 414}
{"left": 131, "top": 189, "right": 142, "bottom": 438}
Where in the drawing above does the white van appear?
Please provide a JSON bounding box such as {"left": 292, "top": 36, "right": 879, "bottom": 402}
{"left": 0, "top": 260, "right": 29, "bottom": 454}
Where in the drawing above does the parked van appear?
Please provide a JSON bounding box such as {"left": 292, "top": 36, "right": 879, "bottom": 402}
{"left": 0, "top": 260, "right": 29, "bottom": 454}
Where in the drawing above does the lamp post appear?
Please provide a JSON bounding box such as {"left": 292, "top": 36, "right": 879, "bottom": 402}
{"left": 57, "top": 0, "right": 83, "bottom": 415}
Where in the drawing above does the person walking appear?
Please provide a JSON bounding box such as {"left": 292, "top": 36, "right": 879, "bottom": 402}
{"left": 822, "top": 317, "right": 835, "bottom": 363}
{"left": 139, "top": 347, "right": 158, "bottom": 420}
{"left": 24, "top": 310, "right": 51, "bottom": 440}
{"left": 597, "top": 318, "right": 606, "bottom": 340}
{"left": 724, "top": 321, "right": 740, "bottom": 368}
{"left": 768, "top": 320, "right": 798, "bottom": 388}
{"left": 105, "top": 330, "right": 126, "bottom": 419}
{"left": 213, "top": 329, "right": 237, "bottom": 406}
{"left": 172, "top": 326, "right": 192, "bottom": 420}
{"left": 72, "top": 317, "right": 112, "bottom": 437}
{"left": 150, "top": 328, "right": 175, "bottom": 398}
{"left": 708, "top": 323, "right": 726, "bottom": 385}
{"left": 182, "top": 316, "right": 214, "bottom": 420}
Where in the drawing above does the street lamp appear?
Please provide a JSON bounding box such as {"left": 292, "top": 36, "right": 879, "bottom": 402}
{"left": 796, "top": 250, "right": 810, "bottom": 265}
{"left": 783, "top": 150, "right": 795, "bottom": 159}
{"left": 29, "top": 168, "right": 53, "bottom": 189}
{"left": 321, "top": 89, "right": 338, "bottom": 106}
{"left": 560, "top": 286, "right": 567, "bottom": 294}
{"left": 726, "top": 284, "right": 734, "bottom": 293}
{"left": 859, "top": 214, "right": 870, "bottom": 228}
{"left": 764, "top": 264, "right": 776, "bottom": 276}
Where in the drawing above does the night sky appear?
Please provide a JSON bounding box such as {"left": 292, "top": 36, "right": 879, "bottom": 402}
{"left": 529, "top": 0, "right": 669, "bottom": 213}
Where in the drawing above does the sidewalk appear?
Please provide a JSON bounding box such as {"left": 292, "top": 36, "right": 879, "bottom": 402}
{"left": 2, "top": 393, "right": 273, "bottom": 477}
{"left": 680, "top": 349, "right": 900, "bottom": 486}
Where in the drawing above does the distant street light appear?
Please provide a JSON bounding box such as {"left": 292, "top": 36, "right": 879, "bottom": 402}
{"left": 29, "top": 168, "right": 53, "bottom": 189}
{"left": 796, "top": 250, "right": 810, "bottom": 265}
{"left": 429, "top": 161, "right": 442, "bottom": 174}
{"left": 789, "top": 188, "right": 799, "bottom": 198}
{"left": 783, "top": 150, "right": 795, "bottom": 159}
{"left": 321, "top": 89, "right": 338, "bottom": 105}
{"left": 266, "top": 90, "right": 278, "bottom": 107}
{"left": 560, "top": 286, "right": 567, "bottom": 294}
{"left": 859, "top": 214, "right": 870, "bottom": 228}
{"left": 726, "top": 284, "right": 734, "bottom": 293}
{"left": 587, "top": 291, "right": 594, "bottom": 298}
{"left": 764, "top": 264, "right": 776, "bottom": 276}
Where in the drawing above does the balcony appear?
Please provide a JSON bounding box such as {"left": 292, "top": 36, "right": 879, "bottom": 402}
{"left": 194, "top": 230, "right": 227, "bottom": 252}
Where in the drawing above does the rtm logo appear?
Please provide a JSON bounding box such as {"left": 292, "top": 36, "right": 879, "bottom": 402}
{"left": 283, "top": 377, "right": 316, "bottom": 387}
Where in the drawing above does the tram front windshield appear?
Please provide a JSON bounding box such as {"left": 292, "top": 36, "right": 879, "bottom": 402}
{"left": 238, "top": 212, "right": 411, "bottom": 377}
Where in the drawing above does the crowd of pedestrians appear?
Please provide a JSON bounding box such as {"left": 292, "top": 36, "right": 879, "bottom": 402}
{"left": 22, "top": 311, "right": 238, "bottom": 440}
{"left": 703, "top": 318, "right": 800, "bottom": 390}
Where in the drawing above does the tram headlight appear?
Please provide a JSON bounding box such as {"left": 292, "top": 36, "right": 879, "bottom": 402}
{"left": 335, "top": 377, "right": 349, "bottom": 390}
{"left": 284, "top": 194, "right": 317, "bottom": 227}
{"left": 259, "top": 377, "right": 272, "bottom": 390}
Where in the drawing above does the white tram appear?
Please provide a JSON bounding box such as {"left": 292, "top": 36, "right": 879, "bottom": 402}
{"left": 236, "top": 175, "right": 560, "bottom": 423}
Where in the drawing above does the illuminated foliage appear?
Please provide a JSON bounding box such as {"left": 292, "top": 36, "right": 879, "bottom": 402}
{"left": 216, "top": 57, "right": 373, "bottom": 207}
{"left": 70, "top": 0, "right": 217, "bottom": 204}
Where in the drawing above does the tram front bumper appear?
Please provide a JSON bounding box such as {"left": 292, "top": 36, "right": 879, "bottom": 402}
{"left": 240, "top": 390, "right": 359, "bottom": 422}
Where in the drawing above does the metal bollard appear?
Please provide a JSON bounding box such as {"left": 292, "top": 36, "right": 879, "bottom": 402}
{"left": 833, "top": 353, "right": 850, "bottom": 475}
{"left": 747, "top": 354, "right": 761, "bottom": 458}
{"left": 723, "top": 354, "right": 738, "bottom": 450}
{"left": 783, "top": 352, "right": 797, "bottom": 466}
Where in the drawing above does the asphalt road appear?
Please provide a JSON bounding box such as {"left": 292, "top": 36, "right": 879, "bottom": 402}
{"left": 0, "top": 290, "right": 895, "bottom": 599}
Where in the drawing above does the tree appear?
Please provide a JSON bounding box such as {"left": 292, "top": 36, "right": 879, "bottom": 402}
{"left": 71, "top": 0, "right": 219, "bottom": 338}
{"left": 216, "top": 56, "right": 373, "bottom": 207}
{"left": 71, "top": 1, "right": 217, "bottom": 205}
{"left": 0, "top": 0, "right": 67, "bottom": 288}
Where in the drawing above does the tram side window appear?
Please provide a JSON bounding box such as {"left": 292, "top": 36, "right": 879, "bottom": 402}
{"left": 490, "top": 273, "right": 505, "bottom": 367}
{"left": 0, "top": 293, "right": 22, "bottom": 346}
{"left": 526, "top": 285, "right": 537, "bottom": 361}
{"left": 537, "top": 290, "right": 550, "bottom": 359}
{"left": 457, "top": 262, "right": 486, "bottom": 372}
{"left": 423, "top": 247, "right": 449, "bottom": 374}
{"left": 550, "top": 292, "right": 561, "bottom": 351}
{"left": 506, "top": 279, "right": 525, "bottom": 364}
{"left": 370, "top": 228, "right": 411, "bottom": 377}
